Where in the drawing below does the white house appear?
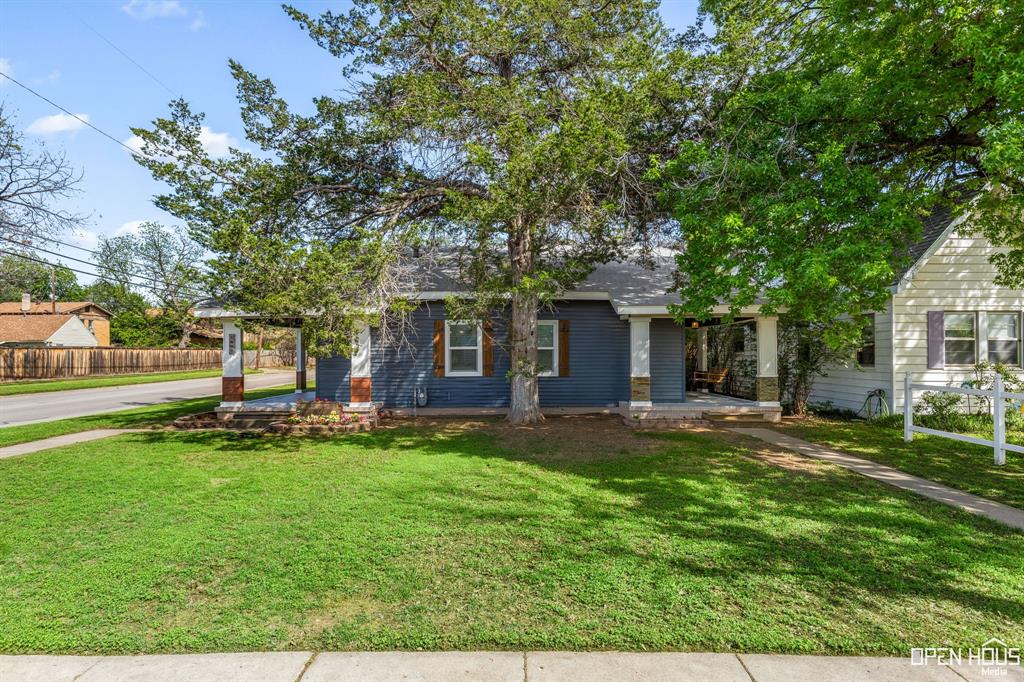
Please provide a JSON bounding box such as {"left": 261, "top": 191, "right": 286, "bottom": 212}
{"left": 0, "top": 314, "right": 99, "bottom": 347}
{"left": 810, "top": 204, "right": 1024, "bottom": 414}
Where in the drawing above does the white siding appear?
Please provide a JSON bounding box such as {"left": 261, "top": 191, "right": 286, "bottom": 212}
{"left": 809, "top": 302, "right": 894, "bottom": 413}
{"left": 47, "top": 316, "right": 99, "bottom": 347}
{"left": 892, "top": 231, "right": 1024, "bottom": 409}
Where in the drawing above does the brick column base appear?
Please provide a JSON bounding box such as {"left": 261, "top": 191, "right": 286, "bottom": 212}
{"left": 630, "top": 376, "right": 651, "bottom": 402}
{"left": 351, "top": 377, "right": 372, "bottom": 403}
{"left": 295, "top": 370, "right": 307, "bottom": 392}
{"left": 756, "top": 376, "right": 779, "bottom": 403}
{"left": 222, "top": 376, "right": 244, "bottom": 403}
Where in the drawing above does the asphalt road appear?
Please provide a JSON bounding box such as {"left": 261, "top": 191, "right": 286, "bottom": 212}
{"left": 0, "top": 370, "right": 295, "bottom": 428}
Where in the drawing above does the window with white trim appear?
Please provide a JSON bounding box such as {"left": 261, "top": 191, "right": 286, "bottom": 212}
{"left": 537, "top": 320, "right": 558, "bottom": 376}
{"left": 988, "top": 312, "right": 1021, "bottom": 366}
{"left": 856, "top": 314, "right": 875, "bottom": 367}
{"left": 445, "top": 321, "right": 482, "bottom": 376}
{"left": 943, "top": 312, "right": 976, "bottom": 366}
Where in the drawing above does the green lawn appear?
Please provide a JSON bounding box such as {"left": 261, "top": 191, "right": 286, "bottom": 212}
{"left": 778, "top": 417, "right": 1024, "bottom": 509}
{"left": 0, "top": 368, "right": 263, "bottom": 397}
{"left": 0, "top": 418, "right": 1020, "bottom": 655}
{"left": 0, "top": 384, "right": 305, "bottom": 449}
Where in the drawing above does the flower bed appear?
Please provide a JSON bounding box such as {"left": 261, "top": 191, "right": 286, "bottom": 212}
{"left": 268, "top": 409, "right": 380, "bottom": 435}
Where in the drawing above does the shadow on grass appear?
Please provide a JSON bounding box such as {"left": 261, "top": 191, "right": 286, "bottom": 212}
{"left": 125, "top": 417, "right": 1024, "bottom": 629}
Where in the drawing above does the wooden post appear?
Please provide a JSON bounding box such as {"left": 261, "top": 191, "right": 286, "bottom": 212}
{"left": 697, "top": 327, "right": 708, "bottom": 394}
{"left": 350, "top": 322, "right": 373, "bottom": 405}
{"left": 221, "top": 320, "right": 244, "bottom": 408}
{"left": 629, "top": 317, "right": 652, "bottom": 407}
{"left": 294, "top": 327, "right": 307, "bottom": 393}
{"left": 994, "top": 374, "right": 1006, "bottom": 466}
{"left": 755, "top": 316, "right": 780, "bottom": 406}
{"left": 903, "top": 372, "right": 913, "bottom": 442}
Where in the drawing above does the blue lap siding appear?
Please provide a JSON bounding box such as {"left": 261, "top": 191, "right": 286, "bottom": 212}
{"left": 315, "top": 300, "right": 678, "bottom": 408}
{"left": 650, "top": 318, "right": 686, "bottom": 402}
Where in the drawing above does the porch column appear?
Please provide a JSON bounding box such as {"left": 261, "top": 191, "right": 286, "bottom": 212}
{"left": 350, "top": 322, "right": 373, "bottom": 405}
{"left": 629, "top": 317, "right": 652, "bottom": 406}
{"left": 756, "top": 315, "right": 780, "bottom": 406}
{"left": 697, "top": 326, "right": 708, "bottom": 393}
{"left": 294, "top": 327, "right": 307, "bottom": 393}
{"left": 221, "top": 320, "right": 244, "bottom": 408}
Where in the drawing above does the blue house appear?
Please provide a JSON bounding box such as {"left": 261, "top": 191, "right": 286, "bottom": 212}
{"left": 197, "top": 256, "right": 783, "bottom": 422}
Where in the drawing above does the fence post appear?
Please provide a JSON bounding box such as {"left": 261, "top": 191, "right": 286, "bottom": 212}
{"left": 903, "top": 372, "right": 913, "bottom": 442}
{"left": 994, "top": 374, "right": 1006, "bottom": 466}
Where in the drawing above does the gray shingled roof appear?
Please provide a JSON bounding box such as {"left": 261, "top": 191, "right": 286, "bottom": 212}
{"left": 415, "top": 253, "right": 682, "bottom": 308}
{"left": 896, "top": 190, "right": 980, "bottom": 281}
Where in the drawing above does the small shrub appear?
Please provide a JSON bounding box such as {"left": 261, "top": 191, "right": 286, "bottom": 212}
{"left": 913, "top": 390, "right": 964, "bottom": 430}
{"left": 808, "top": 401, "right": 861, "bottom": 420}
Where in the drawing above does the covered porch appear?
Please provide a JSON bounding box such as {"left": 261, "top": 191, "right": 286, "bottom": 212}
{"left": 193, "top": 305, "right": 313, "bottom": 418}
{"left": 625, "top": 310, "right": 782, "bottom": 423}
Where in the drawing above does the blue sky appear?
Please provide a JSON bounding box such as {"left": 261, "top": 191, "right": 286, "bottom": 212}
{"left": 1, "top": 0, "right": 699, "bottom": 279}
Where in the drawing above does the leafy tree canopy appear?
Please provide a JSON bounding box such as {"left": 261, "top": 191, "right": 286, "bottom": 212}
{"left": 659, "top": 0, "right": 1024, "bottom": 345}
{"left": 131, "top": 0, "right": 686, "bottom": 421}
{"left": 96, "top": 221, "right": 207, "bottom": 347}
{"left": 0, "top": 254, "right": 83, "bottom": 302}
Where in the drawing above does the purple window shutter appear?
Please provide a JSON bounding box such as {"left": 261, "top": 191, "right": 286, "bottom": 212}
{"left": 927, "top": 311, "right": 945, "bottom": 369}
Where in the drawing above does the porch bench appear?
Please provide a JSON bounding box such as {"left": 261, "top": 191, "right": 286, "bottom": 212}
{"left": 693, "top": 368, "right": 729, "bottom": 390}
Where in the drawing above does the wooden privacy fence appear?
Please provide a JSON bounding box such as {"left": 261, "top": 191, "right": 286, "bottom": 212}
{"left": 903, "top": 373, "right": 1024, "bottom": 466}
{"left": 0, "top": 347, "right": 222, "bottom": 381}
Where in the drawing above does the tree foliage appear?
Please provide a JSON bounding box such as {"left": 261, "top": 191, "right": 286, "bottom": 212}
{"left": 660, "top": 0, "right": 1024, "bottom": 343}
{"left": 96, "top": 222, "right": 206, "bottom": 347}
{"left": 0, "top": 254, "right": 82, "bottom": 302}
{"left": 131, "top": 0, "right": 684, "bottom": 422}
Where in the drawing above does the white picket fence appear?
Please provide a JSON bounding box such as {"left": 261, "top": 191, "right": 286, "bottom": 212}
{"left": 903, "top": 373, "right": 1024, "bottom": 466}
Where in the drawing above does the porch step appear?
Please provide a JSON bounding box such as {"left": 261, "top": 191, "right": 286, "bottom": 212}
{"left": 703, "top": 412, "right": 770, "bottom": 424}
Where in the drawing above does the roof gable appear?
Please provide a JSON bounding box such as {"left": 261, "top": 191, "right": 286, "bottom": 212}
{"left": 0, "top": 314, "right": 76, "bottom": 343}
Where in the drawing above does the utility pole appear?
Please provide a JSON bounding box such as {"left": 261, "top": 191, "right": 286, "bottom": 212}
{"left": 49, "top": 266, "right": 56, "bottom": 313}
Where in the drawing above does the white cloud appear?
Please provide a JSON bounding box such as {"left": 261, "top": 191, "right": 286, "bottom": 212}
{"left": 197, "top": 126, "right": 237, "bottom": 157}
{"left": 189, "top": 9, "right": 207, "bottom": 31}
{"left": 26, "top": 113, "right": 89, "bottom": 135}
{"left": 71, "top": 228, "right": 100, "bottom": 250}
{"left": 117, "top": 220, "right": 148, "bottom": 236}
{"left": 121, "top": 0, "right": 186, "bottom": 20}
{"left": 41, "top": 69, "right": 61, "bottom": 84}
{"left": 0, "top": 58, "right": 12, "bottom": 85}
{"left": 123, "top": 125, "right": 238, "bottom": 159}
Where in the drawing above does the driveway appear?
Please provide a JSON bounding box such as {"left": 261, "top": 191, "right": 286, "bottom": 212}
{"left": 0, "top": 370, "right": 294, "bottom": 428}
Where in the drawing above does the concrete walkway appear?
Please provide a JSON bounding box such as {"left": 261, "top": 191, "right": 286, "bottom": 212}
{"left": 0, "top": 429, "right": 145, "bottom": 460}
{"left": 731, "top": 427, "right": 1024, "bottom": 531}
{"left": 1, "top": 651, "right": 1019, "bottom": 682}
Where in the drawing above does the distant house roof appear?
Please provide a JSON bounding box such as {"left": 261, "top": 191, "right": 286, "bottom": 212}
{"left": 0, "top": 314, "right": 75, "bottom": 344}
{"left": 0, "top": 301, "right": 113, "bottom": 317}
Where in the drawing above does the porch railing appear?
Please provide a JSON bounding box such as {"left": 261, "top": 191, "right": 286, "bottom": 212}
{"left": 903, "top": 372, "right": 1024, "bottom": 466}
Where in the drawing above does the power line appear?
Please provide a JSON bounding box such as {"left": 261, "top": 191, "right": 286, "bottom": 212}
{"left": 78, "top": 17, "right": 179, "bottom": 98}
{"left": 0, "top": 245, "right": 208, "bottom": 299}
{"left": 1, "top": 248, "right": 209, "bottom": 302}
{"left": 0, "top": 72, "right": 144, "bottom": 157}
{"left": 2, "top": 224, "right": 211, "bottom": 275}
{"left": 0, "top": 71, "right": 243, "bottom": 189}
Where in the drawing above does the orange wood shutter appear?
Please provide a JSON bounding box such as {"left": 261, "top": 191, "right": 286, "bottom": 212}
{"left": 482, "top": 321, "right": 494, "bottom": 377}
{"left": 433, "top": 320, "right": 445, "bottom": 377}
{"left": 558, "top": 320, "right": 570, "bottom": 377}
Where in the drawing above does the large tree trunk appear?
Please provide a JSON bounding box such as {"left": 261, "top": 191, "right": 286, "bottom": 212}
{"left": 508, "top": 291, "right": 542, "bottom": 423}
{"left": 506, "top": 218, "right": 543, "bottom": 424}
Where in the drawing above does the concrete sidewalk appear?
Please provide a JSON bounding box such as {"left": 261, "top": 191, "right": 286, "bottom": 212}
{"left": 0, "top": 429, "right": 145, "bottom": 460}
{"left": 1, "top": 651, "right": 1019, "bottom": 681}
{"left": 730, "top": 427, "right": 1024, "bottom": 531}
